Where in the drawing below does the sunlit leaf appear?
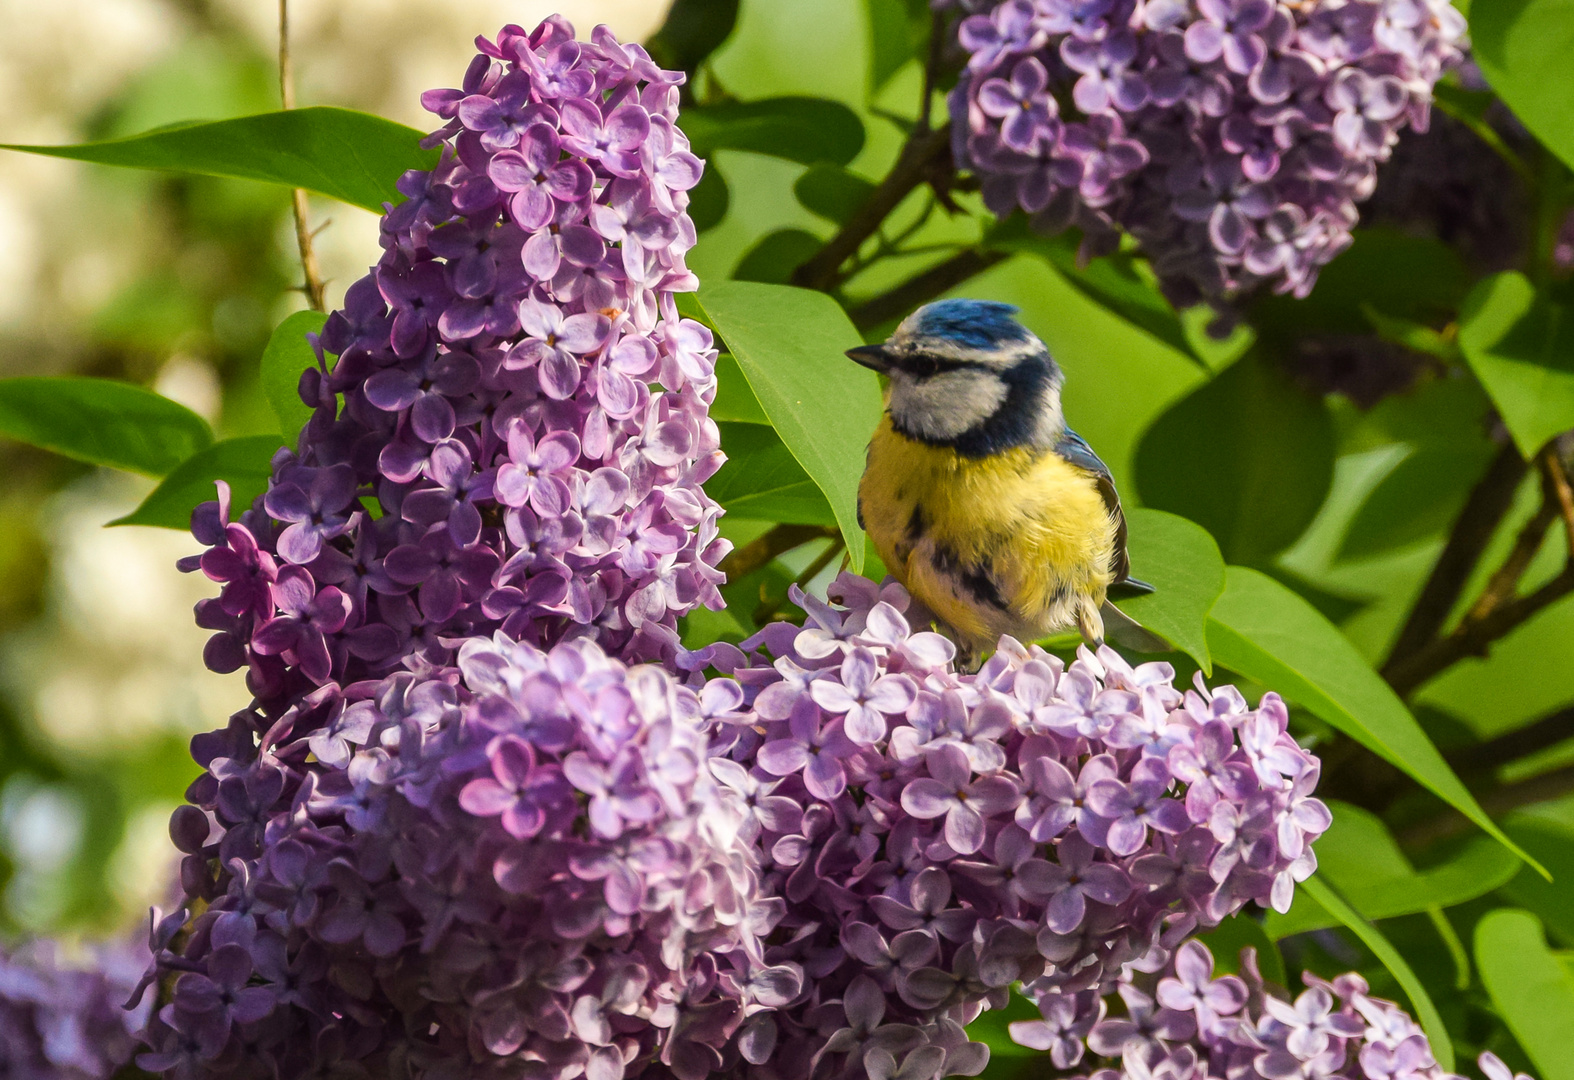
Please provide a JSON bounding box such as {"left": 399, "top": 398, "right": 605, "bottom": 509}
{"left": 1, "top": 107, "right": 436, "bottom": 213}
{"left": 709, "top": 423, "right": 838, "bottom": 525}
{"left": 1303, "top": 875, "right": 1453, "bottom": 1071}
{"left": 1469, "top": 0, "right": 1574, "bottom": 173}
{"left": 110, "top": 436, "right": 282, "bottom": 529}
{"left": 1476, "top": 908, "right": 1574, "bottom": 1080}
{"left": 1458, "top": 271, "right": 1574, "bottom": 458}
{"left": 680, "top": 97, "right": 866, "bottom": 167}
{"left": 1265, "top": 801, "right": 1520, "bottom": 936}
{"left": 1115, "top": 508, "right": 1225, "bottom": 671}
{"left": 699, "top": 282, "right": 882, "bottom": 570}
{"left": 261, "top": 310, "right": 328, "bottom": 449}
{"left": 689, "top": 165, "right": 730, "bottom": 232}
{"left": 1207, "top": 567, "right": 1542, "bottom": 874}
{"left": 0, "top": 376, "right": 212, "bottom": 477}
{"left": 712, "top": 355, "right": 771, "bottom": 425}
{"left": 1136, "top": 355, "right": 1335, "bottom": 564}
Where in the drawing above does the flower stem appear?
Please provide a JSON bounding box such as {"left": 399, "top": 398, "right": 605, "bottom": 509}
{"left": 279, "top": 0, "right": 327, "bottom": 313}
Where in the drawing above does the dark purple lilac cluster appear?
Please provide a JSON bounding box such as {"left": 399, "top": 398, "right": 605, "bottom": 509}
{"left": 1038, "top": 938, "right": 1533, "bottom": 1080}
{"left": 703, "top": 574, "right": 1330, "bottom": 1079}
{"left": 136, "top": 633, "right": 783, "bottom": 1080}
{"left": 0, "top": 938, "right": 150, "bottom": 1078}
{"left": 183, "top": 13, "right": 726, "bottom": 722}
{"left": 948, "top": 0, "right": 1465, "bottom": 304}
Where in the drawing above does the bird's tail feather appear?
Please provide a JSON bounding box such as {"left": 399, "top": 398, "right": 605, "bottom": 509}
{"left": 1099, "top": 600, "right": 1170, "bottom": 654}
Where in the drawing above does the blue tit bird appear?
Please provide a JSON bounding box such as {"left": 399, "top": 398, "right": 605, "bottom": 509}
{"left": 846, "top": 298, "right": 1161, "bottom": 661}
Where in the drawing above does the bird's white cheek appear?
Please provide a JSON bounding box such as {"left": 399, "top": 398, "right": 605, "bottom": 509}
{"left": 890, "top": 372, "right": 1008, "bottom": 441}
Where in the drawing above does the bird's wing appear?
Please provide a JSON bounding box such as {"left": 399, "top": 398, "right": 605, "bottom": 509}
{"left": 1054, "top": 428, "right": 1132, "bottom": 584}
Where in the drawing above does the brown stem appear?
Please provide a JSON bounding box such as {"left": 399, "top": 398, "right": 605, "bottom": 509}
{"left": 1544, "top": 443, "right": 1574, "bottom": 555}
{"left": 849, "top": 249, "right": 1008, "bottom": 330}
{"left": 1444, "top": 703, "right": 1574, "bottom": 779}
{"left": 1381, "top": 441, "right": 1528, "bottom": 682}
{"left": 1399, "top": 762, "right": 1574, "bottom": 849}
{"left": 280, "top": 0, "right": 327, "bottom": 313}
{"left": 717, "top": 524, "right": 836, "bottom": 581}
{"left": 790, "top": 124, "right": 954, "bottom": 293}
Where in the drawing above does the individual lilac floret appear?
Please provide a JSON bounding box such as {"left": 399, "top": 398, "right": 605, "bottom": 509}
{"left": 139, "top": 633, "right": 781, "bottom": 1080}
{"left": 0, "top": 937, "right": 150, "bottom": 1079}
{"left": 1045, "top": 939, "right": 1535, "bottom": 1080}
{"left": 705, "top": 573, "right": 1330, "bottom": 1080}
{"left": 180, "top": 15, "right": 726, "bottom": 723}
{"left": 948, "top": 0, "right": 1464, "bottom": 305}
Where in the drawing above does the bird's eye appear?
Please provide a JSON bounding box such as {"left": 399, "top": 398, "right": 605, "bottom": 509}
{"left": 908, "top": 356, "right": 941, "bottom": 379}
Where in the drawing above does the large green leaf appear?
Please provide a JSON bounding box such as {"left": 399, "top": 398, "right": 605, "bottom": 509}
{"left": 712, "top": 355, "right": 771, "bottom": 425}
{"left": 1470, "top": 0, "right": 1574, "bottom": 173}
{"left": 986, "top": 218, "right": 1202, "bottom": 365}
{"left": 0, "top": 377, "right": 212, "bottom": 477}
{"left": 1336, "top": 443, "right": 1496, "bottom": 561}
{"left": 1207, "top": 567, "right": 1542, "bottom": 874}
{"left": 710, "top": 422, "right": 838, "bottom": 525}
{"left": 1265, "top": 801, "right": 1520, "bottom": 936}
{"left": 680, "top": 97, "right": 866, "bottom": 167}
{"left": 1458, "top": 271, "right": 1574, "bottom": 459}
{"left": 1, "top": 107, "right": 435, "bottom": 213}
{"left": 1499, "top": 817, "right": 1574, "bottom": 945}
{"left": 111, "top": 436, "right": 282, "bottom": 529}
{"left": 1476, "top": 909, "right": 1574, "bottom": 1080}
{"left": 698, "top": 281, "right": 882, "bottom": 569}
{"left": 1115, "top": 508, "right": 1225, "bottom": 671}
{"left": 645, "top": 0, "right": 741, "bottom": 73}
{"left": 1136, "top": 355, "right": 1335, "bottom": 564}
{"left": 795, "top": 164, "right": 877, "bottom": 226}
{"left": 864, "top": 0, "right": 923, "bottom": 92}
{"left": 733, "top": 229, "right": 824, "bottom": 285}
{"left": 261, "top": 310, "right": 329, "bottom": 448}
{"left": 1303, "top": 875, "right": 1453, "bottom": 1071}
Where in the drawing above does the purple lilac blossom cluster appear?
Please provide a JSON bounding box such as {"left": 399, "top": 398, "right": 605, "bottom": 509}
{"left": 137, "top": 633, "right": 786, "bottom": 1080}
{"left": 700, "top": 574, "right": 1331, "bottom": 1079}
{"left": 1035, "top": 939, "right": 1536, "bottom": 1080}
{"left": 0, "top": 938, "right": 150, "bottom": 1078}
{"left": 947, "top": 0, "right": 1465, "bottom": 305}
{"left": 182, "top": 13, "right": 726, "bottom": 725}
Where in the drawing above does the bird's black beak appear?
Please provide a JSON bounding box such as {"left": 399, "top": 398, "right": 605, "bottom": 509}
{"left": 845, "top": 344, "right": 893, "bottom": 374}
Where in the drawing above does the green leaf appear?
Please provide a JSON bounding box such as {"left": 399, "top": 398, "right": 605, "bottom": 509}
{"left": 864, "top": 0, "right": 918, "bottom": 92}
{"left": 645, "top": 0, "right": 741, "bottom": 73}
{"left": 1469, "top": 0, "right": 1574, "bottom": 173}
{"left": 733, "top": 229, "right": 824, "bottom": 285}
{"left": 699, "top": 281, "right": 883, "bottom": 570}
{"left": 261, "top": 310, "right": 329, "bottom": 448}
{"left": 110, "top": 436, "right": 282, "bottom": 529}
{"left": 986, "top": 218, "right": 1202, "bottom": 364}
{"left": 689, "top": 165, "right": 730, "bottom": 233}
{"left": 1476, "top": 909, "right": 1574, "bottom": 1080}
{"left": 1114, "top": 508, "right": 1225, "bottom": 671}
{"left": 681, "top": 97, "right": 866, "bottom": 167}
{"left": 1, "top": 107, "right": 437, "bottom": 213}
{"left": 1336, "top": 444, "right": 1496, "bottom": 561}
{"left": 1302, "top": 875, "right": 1453, "bottom": 1071}
{"left": 1207, "top": 566, "right": 1543, "bottom": 875}
{"left": 1265, "top": 801, "right": 1520, "bottom": 936}
{"left": 1136, "top": 354, "right": 1335, "bottom": 564}
{"left": 1458, "top": 271, "right": 1574, "bottom": 459}
{"left": 794, "top": 164, "right": 877, "bottom": 226}
{"left": 1500, "top": 817, "right": 1574, "bottom": 945}
{"left": 0, "top": 376, "right": 212, "bottom": 477}
{"left": 712, "top": 355, "right": 771, "bottom": 425}
{"left": 709, "top": 422, "right": 838, "bottom": 525}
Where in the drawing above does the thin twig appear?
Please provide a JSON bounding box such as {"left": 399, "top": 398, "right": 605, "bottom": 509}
{"left": 280, "top": 0, "right": 327, "bottom": 313}
{"left": 919, "top": 8, "right": 947, "bottom": 132}
{"left": 1544, "top": 443, "right": 1574, "bottom": 555}
{"left": 849, "top": 249, "right": 1008, "bottom": 330}
{"left": 717, "top": 524, "right": 837, "bottom": 581}
{"left": 1381, "top": 441, "right": 1528, "bottom": 683}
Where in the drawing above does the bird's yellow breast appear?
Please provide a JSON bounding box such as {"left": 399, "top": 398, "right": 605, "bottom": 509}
{"left": 859, "top": 414, "right": 1117, "bottom": 650}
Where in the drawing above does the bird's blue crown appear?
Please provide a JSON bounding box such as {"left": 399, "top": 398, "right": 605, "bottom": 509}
{"left": 903, "top": 299, "right": 1034, "bottom": 351}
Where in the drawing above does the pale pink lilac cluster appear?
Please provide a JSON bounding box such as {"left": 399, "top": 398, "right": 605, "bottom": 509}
{"left": 136, "top": 634, "right": 786, "bottom": 1080}
{"left": 1042, "top": 939, "right": 1535, "bottom": 1080}
{"left": 703, "top": 574, "right": 1331, "bottom": 1079}
{"left": 181, "top": 14, "right": 726, "bottom": 724}
{"left": 948, "top": 0, "right": 1465, "bottom": 304}
{"left": 0, "top": 938, "right": 150, "bottom": 1079}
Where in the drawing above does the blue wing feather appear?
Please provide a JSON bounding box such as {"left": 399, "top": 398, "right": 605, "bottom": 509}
{"left": 1053, "top": 428, "right": 1134, "bottom": 585}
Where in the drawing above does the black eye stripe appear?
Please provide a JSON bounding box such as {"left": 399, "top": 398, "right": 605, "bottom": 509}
{"left": 899, "top": 355, "right": 987, "bottom": 378}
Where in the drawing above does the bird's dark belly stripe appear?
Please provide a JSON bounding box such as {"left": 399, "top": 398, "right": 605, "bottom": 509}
{"left": 932, "top": 542, "right": 1010, "bottom": 611}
